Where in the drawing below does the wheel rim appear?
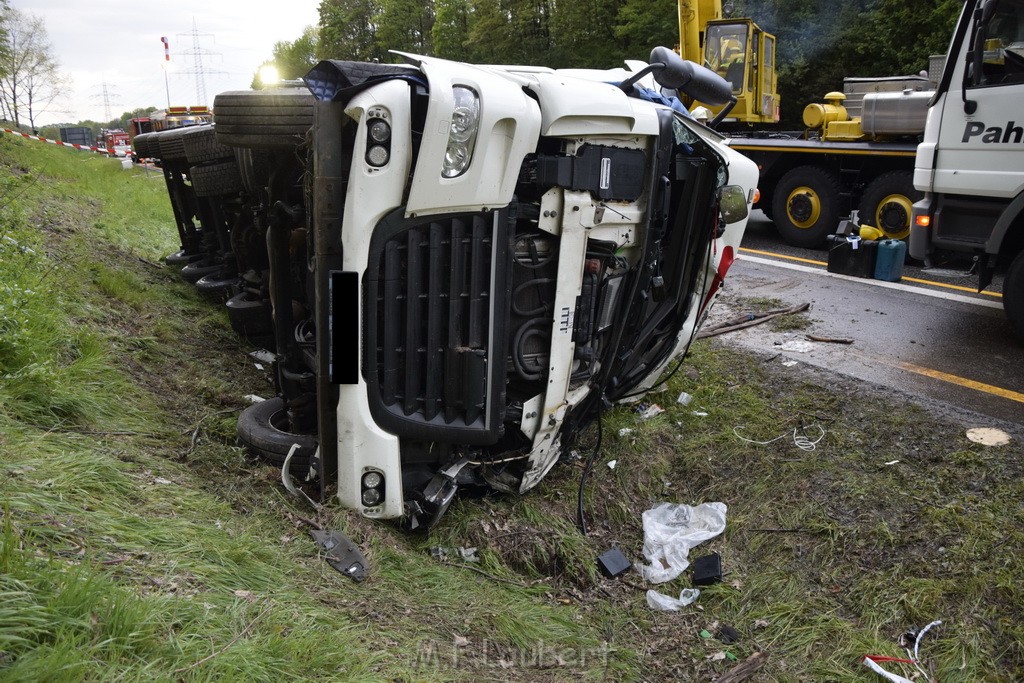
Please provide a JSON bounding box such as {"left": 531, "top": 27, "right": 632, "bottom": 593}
{"left": 873, "top": 193, "right": 913, "bottom": 240}
{"left": 786, "top": 186, "right": 821, "bottom": 229}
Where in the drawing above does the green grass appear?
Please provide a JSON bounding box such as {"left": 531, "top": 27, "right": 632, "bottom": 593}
{"left": 2, "top": 132, "right": 1023, "bottom": 681}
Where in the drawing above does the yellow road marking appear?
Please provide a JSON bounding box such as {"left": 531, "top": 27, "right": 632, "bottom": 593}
{"left": 739, "top": 247, "right": 826, "bottom": 266}
{"left": 738, "top": 247, "right": 1003, "bottom": 299}
{"left": 898, "top": 362, "right": 1024, "bottom": 404}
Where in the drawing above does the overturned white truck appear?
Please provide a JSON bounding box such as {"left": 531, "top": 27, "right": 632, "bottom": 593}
{"left": 206, "top": 49, "right": 759, "bottom": 529}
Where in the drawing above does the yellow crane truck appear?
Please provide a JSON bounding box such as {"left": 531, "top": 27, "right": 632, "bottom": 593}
{"left": 675, "top": 0, "right": 937, "bottom": 248}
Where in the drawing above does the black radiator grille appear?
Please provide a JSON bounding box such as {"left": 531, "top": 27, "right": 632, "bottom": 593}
{"left": 365, "top": 209, "right": 510, "bottom": 444}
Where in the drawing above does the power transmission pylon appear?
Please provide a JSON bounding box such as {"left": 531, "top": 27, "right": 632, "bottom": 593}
{"left": 92, "top": 82, "right": 120, "bottom": 123}
{"left": 176, "top": 18, "right": 224, "bottom": 106}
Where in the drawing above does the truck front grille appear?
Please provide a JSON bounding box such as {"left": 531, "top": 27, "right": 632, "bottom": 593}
{"left": 364, "top": 208, "right": 511, "bottom": 444}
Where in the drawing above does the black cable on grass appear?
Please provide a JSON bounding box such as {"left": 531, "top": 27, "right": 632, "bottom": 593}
{"left": 576, "top": 402, "right": 604, "bottom": 535}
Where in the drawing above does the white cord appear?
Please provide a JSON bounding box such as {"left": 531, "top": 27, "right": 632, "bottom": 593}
{"left": 733, "top": 424, "right": 825, "bottom": 451}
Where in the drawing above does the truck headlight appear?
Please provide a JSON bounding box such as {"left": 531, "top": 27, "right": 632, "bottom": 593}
{"left": 442, "top": 86, "right": 480, "bottom": 178}
{"left": 365, "top": 116, "right": 391, "bottom": 167}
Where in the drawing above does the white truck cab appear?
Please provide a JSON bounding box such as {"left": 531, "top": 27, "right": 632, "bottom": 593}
{"left": 910, "top": 0, "right": 1024, "bottom": 340}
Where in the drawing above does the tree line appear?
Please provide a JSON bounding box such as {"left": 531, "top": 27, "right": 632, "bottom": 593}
{"left": 0, "top": 1, "right": 68, "bottom": 131}
{"left": 269, "top": 0, "right": 962, "bottom": 128}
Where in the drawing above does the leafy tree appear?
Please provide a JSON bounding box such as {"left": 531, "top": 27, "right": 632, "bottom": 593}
{"left": 615, "top": 0, "right": 679, "bottom": 57}
{"left": 0, "top": 7, "right": 68, "bottom": 130}
{"left": 377, "top": 0, "right": 435, "bottom": 55}
{"left": 550, "top": 0, "right": 628, "bottom": 68}
{"left": 318, "top": 0, "right": 385, "bottom": 61}
{"left": 433, "top": 0, "right": 471, "bottom": 60}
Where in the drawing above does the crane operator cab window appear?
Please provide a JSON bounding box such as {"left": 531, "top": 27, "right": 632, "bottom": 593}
{"left": 974, "top": 0, "right": 1024, "bottom": 86}
{"left": 705, "top": 23, "right": 748, "bottom": 92}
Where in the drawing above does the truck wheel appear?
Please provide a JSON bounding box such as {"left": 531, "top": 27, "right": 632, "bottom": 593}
{"left": 182, "top": 125, "right": 235, "bottom": 165}
{"left": 859, "top": 171, "right": 921, "bottom": 240}
{"left": 189, "top": 161, "right": 244, "bottom": 197}
{"left": 155, "top": 128, "right": 188, "bottom": 162}
{"left": 234, "top": 147, "right": 271, "bottom": 196}
{"left": 213, "top": 88, "right": 314, "bottom": 150}
{"left": 237, "top": 396, "right": 317, "bottom": 469}
{"left": 1004, "top": 250, "right": 1024, "bottom": 343}
{"left": 772, "top": 165, "right": 841, "bottom": 248}
{"left": 132, "top": 132, "right": 153, "bottom": 159}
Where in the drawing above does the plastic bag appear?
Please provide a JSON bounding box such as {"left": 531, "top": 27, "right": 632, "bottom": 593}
{"left": 646, "top": 588, "right": 701, "bottom": 611}
{"left": 635, "top": 502, "right": 727, "bottom": 584}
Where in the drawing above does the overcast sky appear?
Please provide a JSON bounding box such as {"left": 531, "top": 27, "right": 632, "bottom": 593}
{"left": 18, "top": 0, "right": 320, "bottom": 127}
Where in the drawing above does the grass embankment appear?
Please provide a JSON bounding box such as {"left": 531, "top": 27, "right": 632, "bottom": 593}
{"left": 1, "top": 133, "right": 1022, "bottom": 682}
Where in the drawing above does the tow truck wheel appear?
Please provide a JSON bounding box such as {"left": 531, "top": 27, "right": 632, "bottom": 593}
{"left": 772, "top": 165, "right": 841, "bottom": 248}
{"left": 859, "top": 171, "right": 921, "bottom": 240}
{"left": 1004, "top": 250, "right": 1024, "bottom": 342}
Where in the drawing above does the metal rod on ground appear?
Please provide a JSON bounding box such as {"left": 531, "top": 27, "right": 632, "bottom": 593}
{"left": 696, "top": 303, "right": 811, "bottom": 339}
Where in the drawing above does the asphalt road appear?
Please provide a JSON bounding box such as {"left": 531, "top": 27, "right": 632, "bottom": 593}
{"left": 713, "top": 212, "right": 1023, "bottom": 430}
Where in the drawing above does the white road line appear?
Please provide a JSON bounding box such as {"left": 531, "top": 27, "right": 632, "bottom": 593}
{"left": 738, "top": 254, "right": 1005, "bottom": 311}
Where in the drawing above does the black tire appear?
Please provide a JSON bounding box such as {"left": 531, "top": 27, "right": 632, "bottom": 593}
{"left": 155, "top": 128, "right": 188, "bottom": 162}
{"left": 213, "top": 88, "right": 314, "bottom": 150}
{"left": 189, "top": 161, "right": 244, "bottom": 197}
{"left": 771, "top": 165, "right": 842, "bottom": 248}
{"left": 180, "top": 258, "right": 223, "bottom": 283}
{"left": 226, "top": 290, "right": 274, "bottom": 337}
{"left": 182, "top": 125, "right": 235, "bottom": 165}
{"left": 195, "top": 271, "right": 238, "bottom": 295}
{"left": 858, "top": 170, "right": 922, "bottom": 241}
{"left": 133, "top": 132, "right": 154, "bottom": 159}
{"left": 237, "top": 397, "right": 317, "bottom": 469}
{"left": 234, "top": 147, "right": 271, "bottom": 195}
{"left": 1004, "top": 250, "right": 1024, "bottom": 343}
{"left": 165, "top": 248, "right": 202, "bottom": 265}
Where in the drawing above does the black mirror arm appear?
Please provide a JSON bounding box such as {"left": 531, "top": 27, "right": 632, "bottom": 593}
{"left": 710, "top": 97, "right": 738, "bottom": 128}
{"left": 619, "top": 63, "right": 666, "bottom": 93}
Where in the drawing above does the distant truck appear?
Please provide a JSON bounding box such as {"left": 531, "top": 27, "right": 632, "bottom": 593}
{"left": 910, "top": 0, "right": 1024, "bottom": 341}
{"left": 58, "top": 126, "right": 93, "bottom": 147}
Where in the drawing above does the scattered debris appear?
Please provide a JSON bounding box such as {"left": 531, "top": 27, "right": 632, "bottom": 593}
{"left": 716, "top": 651, "right": 768, "bottom": 682}
{"left": 677, "top": 391, "right": 693, "bottom": 406}
{"left": 699, "top": 629, "right": 713, "bottom": 638}
{"left": 884, "top": 460, "right": 900, "bottom": 466}
{"left": 597, "top": 547, "right": 632, "bottom": 578}
{"left": 635, "top": 502, "right": 727, "bottom": 584}
{"left": 243, "top": 394, "right": 265, "bottom": 404}
{"left": 754, "top": 619, "right": 770, "bottom": 629}
{"left": 693, "top": 553, "right": 723, "bottom": 586}
{"left": 864, "top": 619, "right": 943, "bottom": 683}
{"left": 607, "top": 459, "right": 618, "bottom": 470}
{"left": 618, "top": 428, "right": 635, "bottom": 437}
{"left": 696, "top": 303, "right": 810, "bottom": 339}
{"left": 248, "top": 349, "right": 276, "bottom": 364}
{"left": 153, "top": 477, "right": 173, "bottom": 485}
{"left": 310, "top": 529, "right": 369, "bottom": 582}
{"left": 430, "top": 546, "right": 480, "bottom": 563}
{"left": 965, "top": 427, "right": 1011, "bottom": 446}
{"left": 692, "top": 411, "right": 709, "bottom": 417}
{"left": 646, "top": 588, "right": 700, "bottom": 611}
{"left": 781, "top": 360, "right": 798, "bottom": 367}
{"left": 638, "top": 404, "right": 665, "bottom": 419}
{"left": 733, "top": 424, "right": 826, "bottom": 451}
{"left": 716, "top": 624, "right": 740, "bottom": 644}
{"left": 779, "top": 340, "right": 814, "bottom": 353}
{"left": 806, "top": 334, "right": 854, "bottom": 344}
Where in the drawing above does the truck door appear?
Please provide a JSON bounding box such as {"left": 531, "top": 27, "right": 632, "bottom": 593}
{"left": 932, "top": 0, "right": 1024, "bottom": 200}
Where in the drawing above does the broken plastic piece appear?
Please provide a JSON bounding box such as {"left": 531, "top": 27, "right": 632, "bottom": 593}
{"left": 635, "top": 502, "right": 727, "bottom": 584}
{"left": 677, "top": 391, "right": 693, "bottom": 406}
{"left": 607, "top": 459, "right": 618, "bottom": 470}
{"left": 693, "top": 553, "right": 723, "bottom": 585}
{"left": 597, "top": 547, "right": 632, "bottom": 578}
{"left": 646, "top": 588, "right": 700, "bottom": 611}
{"left": 716, "top": 624, "right": 740, "bottom": 644}
{"left": 310, "top": 530, "right": 369, "bottom": 582}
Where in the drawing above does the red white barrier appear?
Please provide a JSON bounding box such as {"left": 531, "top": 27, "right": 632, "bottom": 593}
{"left": 1, "top": 127, "right": 131, "bottom": 156}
